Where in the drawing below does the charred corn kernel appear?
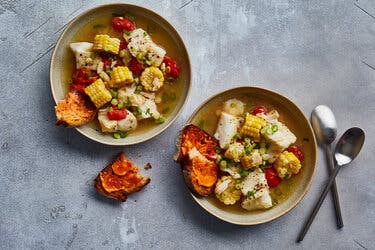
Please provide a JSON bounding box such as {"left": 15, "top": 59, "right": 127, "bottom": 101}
{"left": 274, "top": 151, "right": 301, "bottom": 179}
{"left": 93, "top": 34, "right": 120, "bottom": 55}
{"left": 140, "top": 66, "right": 164, "bottom": 92}
{"left": 240, "top": 114, "right": 266, "bottom": 142}
{"left": 108, "top": 66, "right": 133, "bottom": 88}
{"left": 84, "top": 79, "right": 112, "bottom": 108}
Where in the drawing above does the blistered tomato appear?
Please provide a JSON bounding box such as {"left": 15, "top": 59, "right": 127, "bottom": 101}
{"left": 111, "top": 17, "right": 135, "bottom": 32}
{"left": 72, "top": 67, "right": 98, "bottom": 85}
{"left": 107, "top": 106, "right": 127, "bottom": 120}
{"left": 265, "top": 167, "right": 281, "bottom": 188}
{"left": 287, "top": 146, "right": 304, "bottom": 162}
{"left": 163, "top": 56, "right": 179, "bottom": 79}
{"left": 251, "top": 105, "right": 267, "bottom": 115}
{"left": 128, "top": 57, "right": 143, "bottom": 75}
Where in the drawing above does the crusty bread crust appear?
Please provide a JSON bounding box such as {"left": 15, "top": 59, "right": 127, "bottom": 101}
{"left": 55, "top": 91, "right": 96, "bottom": 127}
{"left": 94, "top": 153, "right": 150, "bottom": 202}
{"left": 175, "top": 124, "right": 218, "bottom": 196}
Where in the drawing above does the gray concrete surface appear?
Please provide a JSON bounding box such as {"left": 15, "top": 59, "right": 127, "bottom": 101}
{"left": 1, "top": 0, "right": 374, "bottom": 249}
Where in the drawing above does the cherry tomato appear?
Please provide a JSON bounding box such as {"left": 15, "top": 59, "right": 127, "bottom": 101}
{"left": 265, "top": 167, "right": 281, "bottom": 188}
{"left": 111, "top": 17, "right": 135, "bottom": 31}
{"left": 101, "top": 57, "right": 112, "bottom": 71}
{"left": 163, "top": 56, "right": 179, "bottom": 78}
{"left": 107, "top": 106, "right": 127, "bottom": 120}
{"left": 72, "top": 67, "right": 98, "bottom": 85}
{"left": 128, "top": 57, "right": 143, "bottom": 75}
{"left": 71, "top": 83, "right": 86, "bottom": 94}
{"left": 119, "top": 40, "right": 127, "bottom": 50}
{"left": 251, "top": 105, "right": 267, "bottom": 115}
{"left": 287, "top": 145, "right": 304, "bottom": 162}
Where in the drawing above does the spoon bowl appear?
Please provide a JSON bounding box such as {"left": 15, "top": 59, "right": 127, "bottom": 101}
{"left": 334, "top": 127, "right": 365, "bottom": 166}
{"left": 311, "top": 105, "right": 337, "bottom": 145}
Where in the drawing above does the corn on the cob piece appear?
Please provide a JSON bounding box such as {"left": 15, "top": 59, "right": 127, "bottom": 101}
{"left": 84, "top": 79, "right": 112, "bottom": 108}
{"left": 140, "top": 66, "right": 164, "bottom": 92}
{"left": 274, "top": 151, "right": 301, "bottom": 179}
{"left": 240, "top": 149, "right": 263, "bottom": 170}
{"left": 240, "top": 114, "right": 266, "bottom": 141}
{"left": 93, "top": 34, "right": 120, "bottom": 55}
{"left": 108, "top": 66, "right": 134, "bottom": 88}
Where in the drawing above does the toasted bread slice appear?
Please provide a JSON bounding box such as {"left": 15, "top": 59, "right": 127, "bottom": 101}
{"left": 55, "top": 91, "right": 96, "bottom": 127}
{"left": 94, "top": 153, "right": 150, "bottom": 202}
{"left": 174, "top": 124, "right": 218, "bottom": 196}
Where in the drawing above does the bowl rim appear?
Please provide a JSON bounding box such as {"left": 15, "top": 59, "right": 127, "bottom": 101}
{"left": 50, "top": 3, "right": 191, "bottom": 146}
{"left": 186, "top": 86, "right": 317, "bottom": 225}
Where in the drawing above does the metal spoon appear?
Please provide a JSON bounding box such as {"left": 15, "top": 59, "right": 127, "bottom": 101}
{"left": 297, "top": 127, "right": 365, "bottom": 242}
{"left": 311, "top": 105, "right": 343, "bottom": 228}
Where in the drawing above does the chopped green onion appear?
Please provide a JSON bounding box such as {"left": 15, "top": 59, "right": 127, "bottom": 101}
{"left": 135, "top": 107, "right": 142, "bottom": 115}
{"left": 155, "top": 117, "right": 165, "bottom": 124}
{"left": 259, "top": 147, "right": 266, "bottom": 155}
{"left": 247, "top": 190, "right": 256, "bottom": 199}
{"left": 239, "top": 168, "right": 249, "bottom": 177}
{"left": 245, "top": 145, "right": 253, "bottom": 155}
{"left": 117, "top": 102, "right": 124, "bottom": 109}
{"left": 109, "top": 89, "right": 118, "bottom": 98}
{"left": 271, "top": 124, "right": 278, "bottom": 132}
{"left": 145, "top": 60, "right": 152, "bottom": 66}
{"left": 230, "top": 103, "right": 236, "bottom": 108}
{"left": 235, "top": 181, "right": 242, "bottom": 190}
{"left": 111, "top": 99, "right": 118, "bottom": 105}
{"left": 233, "top": 133, "right": 241, "bottom": 140}
{"left": 219, "top": 160, "right": 227, "bottom": 169}
{"left": 119, "top": 131, "right": 128, "bottom": 138}
{"left": 216, "top": 154, "right": 222, "bottom": 164}
{"left": 143, "top": 31, "right": 148, "bottom": 37}
{"left": 113, "top": 132, "right": 121, "bottom": 139}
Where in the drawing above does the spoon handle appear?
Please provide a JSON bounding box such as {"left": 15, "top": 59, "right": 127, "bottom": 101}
{"left": 325, "top": 145, "right": 343, "bottom": 228}
{"left": 297, "top": 166, "right": 341, "bottom": 242}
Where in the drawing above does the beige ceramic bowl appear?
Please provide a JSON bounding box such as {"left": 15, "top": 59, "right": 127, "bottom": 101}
{"left": 50, "top": 4, "right": 191, "bottom": 145}
{"left": 186, "top": 86, "right": 317, "bottom": 225}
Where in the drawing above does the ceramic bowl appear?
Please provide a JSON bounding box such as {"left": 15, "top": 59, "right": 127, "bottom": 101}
{"left": 50, "top": 4, "right": 191, "bottom": 145}
{"left": 186, "top": 86, "right": 317, "bottom": 225}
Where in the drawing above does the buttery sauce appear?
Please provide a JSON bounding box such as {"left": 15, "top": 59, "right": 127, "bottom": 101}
{"left": 61, "top": 13, "right": 184, "bottom": 134}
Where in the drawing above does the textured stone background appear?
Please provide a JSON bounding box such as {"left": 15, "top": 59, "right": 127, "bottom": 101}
{"left": 0, "top": 0, "right": 374, "bottom": 249}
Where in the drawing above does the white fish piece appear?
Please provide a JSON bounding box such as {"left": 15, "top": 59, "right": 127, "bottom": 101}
{"left": 136, "top": 98, "right": 160, "bottom": 120}
{"left": 262, "top": 121, "right": 296, "bottom": 163}
{"left": 224, "top": 142, "right": 245, "bottom": 162}
{"left": 69, "top": 42, "right": 100, "bottom": 70}
{"left": 241, "top": 188, "right": 273, "bottom": 211}
{"left": 214, "top": 112, "right": 243, "bottom": 148}
{"left": 98, "top": 108, "right": 137, "bottom": 132}
{"left": 257, "top": 110, "right": 279, "bottom": 124}
{"left": 220, "top": 165, "right": 242, "bottom": 179}
{"left": 124, "top": 28, "right": 166, "bottom": 66}
{"left": 241, "top": 168, "right": 269, "bottom": 199}
{"left": 222, "top": 98, "right": 245, "bottom": 116}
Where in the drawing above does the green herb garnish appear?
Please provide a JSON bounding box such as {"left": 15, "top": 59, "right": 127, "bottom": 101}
{"left": 247, "top": 190, "right": 256, "bottom": 199}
